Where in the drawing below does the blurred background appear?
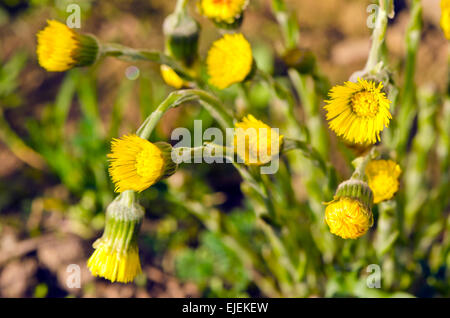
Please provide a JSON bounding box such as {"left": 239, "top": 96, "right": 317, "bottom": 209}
{"left": 0, "top": 0, "right": 448, "bottom": 297}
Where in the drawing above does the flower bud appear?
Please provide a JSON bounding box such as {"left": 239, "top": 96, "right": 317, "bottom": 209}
{"left": 325, "top": 179, "right": 374, "bottom": 239}
{"left": 87, "top": 191, "right": 144, "bottom": 283}
{"left": 163, "top": 8, "right": 200, "bottom": 66}
{"left": 37, "top": 20, "right": 99, "bottom": 72}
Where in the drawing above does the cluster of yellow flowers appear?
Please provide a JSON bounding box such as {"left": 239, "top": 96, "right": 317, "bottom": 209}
{"left": 322, "top": 72, "right": 401, "bottom": 240}
{"left": 34, "top": 0, "right": 409, "bottom": 282}
{"left": 324, "top": 159, "right": 402, "bottom": 240}
{"left": 34, "top": 1, "right": 276, "bottom": 284}
{"left": 322, "top": 77, "right": 401, "bottom": 239}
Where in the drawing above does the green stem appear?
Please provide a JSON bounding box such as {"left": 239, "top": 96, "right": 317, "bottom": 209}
{"left": 174, "top": 0, "right": 189, "bottom": 14}
{"left": 256, "top": 69, "right": 308, "bottom": 140}
{"left": 136, "top": 89, "right": 234, "bottom": 140}
{"left": 0, "top": 109, "right": 46, "bottom": 170}
{"left": 396, "top": 0, "right": 422, "bottom": 157}
{"left": 282, "top": 137, "right": 328, "bottom": 175}
{"left": 271, "top": 0, "right": 300, "bottom": 49}
{"left": 351, "top": 147, "right": 378, "bottom": 181}
{"left": 100, "top": 43, "right": 194, "bottom": 81}
{"left": 364, "top": 0, "right": 392, "bottom": 72}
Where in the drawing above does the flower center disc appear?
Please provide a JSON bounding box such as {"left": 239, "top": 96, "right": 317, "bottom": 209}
{"left": 135, "top": 148, "right": 162, "bottom": 178}
{"left": 351, "top": 91, "right": 379, "bottom": 117}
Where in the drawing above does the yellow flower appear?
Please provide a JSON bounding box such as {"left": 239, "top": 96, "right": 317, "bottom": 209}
{"left": 36, "top": 20, "right": 98, "bottom": 72}
{"left": 160, "top": 65, "right": 186, "bottom": 89}
{"left": 325, "top": 197, "right": 374, "bottom": 239}
{"left": 87, "top": 192, "right": 144, "bottom": 283}
{"left": 108, "top": 134, "right": 176, "bottom": 193}
{"left": 365, "top": 159, "right": 401, "bottom": 204}
{"left": 441, "top": 0, "right": 450, "bottom": 39}
{"left": 325, "top": 179, "right": 374, "bottom": 239}
{"left": 87, "top": 241, "right": 142, "bottom": 284}
{"left": 234, "top": 115, "right": 283, "bottom": 166}
{"left": 324, "top": 78, "right": 392, "bottom": 145}
{"left": 199, "top": 0, "right": 248, "bottom": 24}
{"left": 206, "top": 33, "right": 253, "bottom": 89}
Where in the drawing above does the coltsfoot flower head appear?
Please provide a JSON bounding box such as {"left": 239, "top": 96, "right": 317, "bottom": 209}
{"left": 198, "top": 0, "right": 248, "bottom": 26}
{"left": 207, "top": 33, "right": 254, "bottom": 89}
{"left": 324, "top": 78, "right": 392, "bottom": 145}
{"left": 87, "top": 191, "right": 144, "bottom": 283}
{"left": 234, "top": 115, "right": 283, "bottom": 166}
{"left": 36, "top": 20, "right": 98, "bottom": 72}
{"left": 325, "top": 179, "right": 374, "bottom": 239}
{"left": 365, "top": 159, "right": 402, "bottom": 204}
{"left": 108, "top": 134, "right": 177, "bottom": 193}
{"left": 441, "top": 0, "right": 450, "bottom": 39}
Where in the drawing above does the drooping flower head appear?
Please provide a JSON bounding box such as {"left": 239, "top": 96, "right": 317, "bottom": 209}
{"left": 87, "top": 191, "right": 144, "bottom": 283}
{"left": 365, "top": 159, "right": 401, "bottom": 204}
{"left": 36, "top": 20, "right": 98, "bottom": 72}
{"left": 441, "top": 0, "right": 450, "bottom": 39}
{"left": 234, "top": 115, "right": 283, "bottom": 166}
{"left": 324, "top": 78, "right": 392, "bottom": 145}
{"left": 108, "top": 134, "right": 177, "bottom": 193}
{"left": 206, "top": 33, "right": 253, "bottom": 89}
{"left": 199, "top": 0, "right": 248, "bottom": 25}
{"left": 325, "top": 179, "right": 374, "bottom": 239}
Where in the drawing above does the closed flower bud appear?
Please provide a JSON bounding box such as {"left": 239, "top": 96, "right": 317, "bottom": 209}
{"left": 87, "top": 191, "right": 144, "bottom": 283}
{"left": 325, "top": 179, "right": 374, "bottom": 239}
{"left": 163, "top": 8, "right": 200, "bottom": 66}
{"left": 36, "top": 20, "right": 99, "bottom": 72}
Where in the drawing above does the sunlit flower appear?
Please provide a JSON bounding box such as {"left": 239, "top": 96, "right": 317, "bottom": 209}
{"left": 234, "top": 115, "right": 283, "bottom": 166}
{"left": 36, "top": 20, "right": 98, "bottom": 72}
{"left": 365, "top": 159, "right": 401, "bottom": 204}
{"left": 199, "top": 0, "right": 248, "bottom": 24}
{"left": 87, "top": 192, "right": 144, "bottom": 283}
{"left": 325, "top": 179, "right": 374, "bottom": 239}
{"left": 206, "top": 33, "right": 253, "bottom": 89}
{"left": 441, "top": 0, "right": 450, "bottom": 39}
{"left": 324, "top": 78, "right": 392, "bottom": 145}
{"left": 108, "top": 134, "right": 176, "bottom": 193}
